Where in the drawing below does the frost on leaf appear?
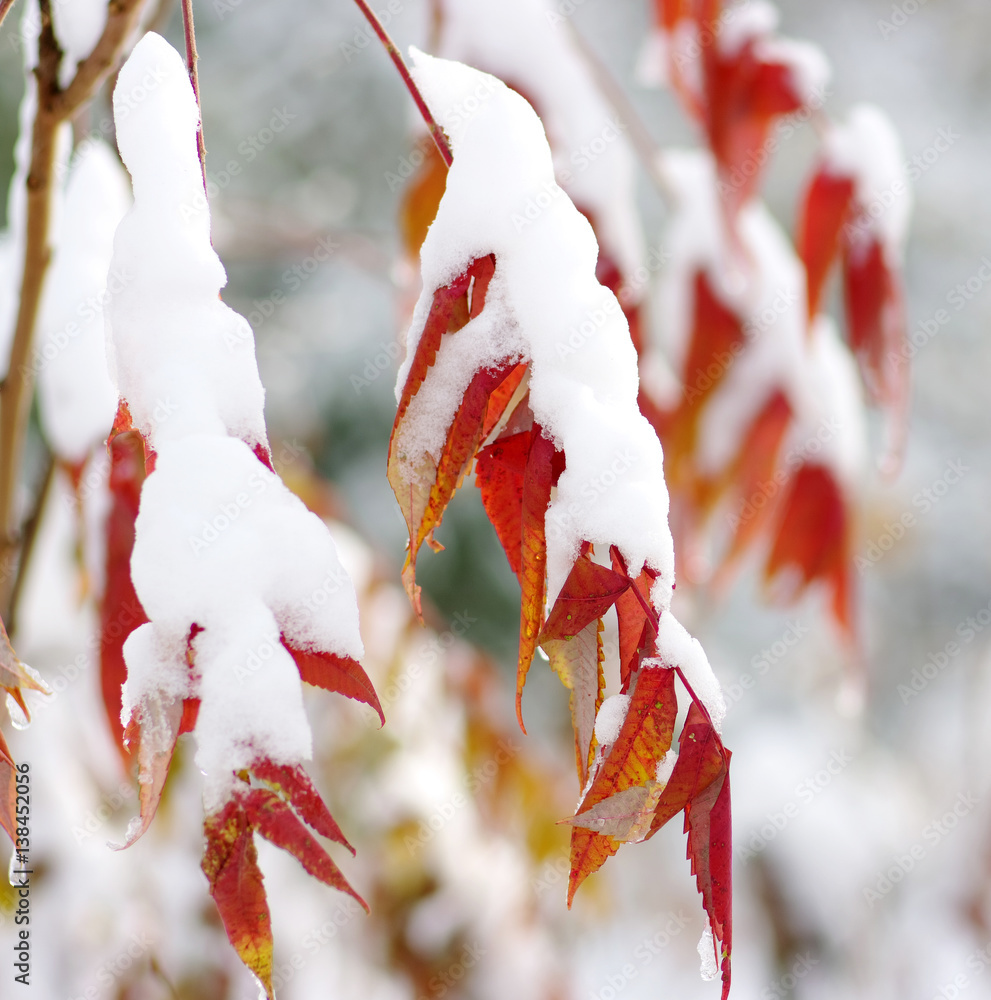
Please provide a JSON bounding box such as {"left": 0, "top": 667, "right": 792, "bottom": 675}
{"left": 104, "top": 34, "right": 376, "bottom": 994}
{"left": 387, "top": 51, "right": 732, "bottom": 994}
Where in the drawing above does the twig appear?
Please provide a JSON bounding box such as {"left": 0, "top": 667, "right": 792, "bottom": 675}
{"left": 565, "top": 23, "right": 676, "bottom": 208}
{"left": 180, "top": 0, "right": 208, "bottom": 191}
{"left": 0, "top": 0, "right": 148, "bottom": 618}
{"left": 351, "top": 0, "right": 452, "bottom": 167}
{"left": 5, "top": 450, "right": 54, "bottom": 635}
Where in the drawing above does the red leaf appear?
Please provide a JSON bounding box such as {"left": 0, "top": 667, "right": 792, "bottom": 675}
{"left": 568, "top": 666, "right": 679, "bottom": 905}
{"left": 474, "top": 430, "right": 531, "bottom": 578}
{"left": 101, "top": 429, "right": 148, "bottom": 762}
{"left": 202, "top": 799, "right": 274, "bottom": 999}
{"left": 764, "top": 462, "right": 853, "bottom": 637}
{"left": 647, "top": 698, "right": 732, "bottom": 1000}
{"left": 843, "top": 235, "right": 907, "bottom": 414}
{"left": 250, "top": 759, "right": 353, "bottom": 853}
{"left": 539, "top": 550, "right": 629, "bottom": 644}
{"left": 115, "top": 693, "right": 183, "bottom": 849}
{"left": 243, "top": 787, "right": 367, "bottom": 911}
{"left": 611, "top": 548, "right": 658, "bottom": 688}
{"left": 388, "top": 255, "right": 508, "bottom": 617}
{"left": 285, "top": 640, "right": 384, "bottom": 726}
{"left": 516, "top": 426, "right": 556, "bottom": 732}
{"left": 797, "top": 168, "right": 856, "bottom": 319}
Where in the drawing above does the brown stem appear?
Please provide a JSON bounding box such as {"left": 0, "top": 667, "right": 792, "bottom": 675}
{"left": 565, "top": 24, "right": 676, "bottom": 207}
{"left": 5, "top": 450, "right": 54, "bottom": 634}
{"left": 180, "top": 0, "right": 207, "bottom": 191}
{"left": 350, "top": 0, "right": 453, "bottom": 167}
{"left": 0, "top": 0, "right": 148, "bottom": 619}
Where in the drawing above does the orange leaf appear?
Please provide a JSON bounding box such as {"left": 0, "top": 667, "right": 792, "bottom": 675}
{"left": 285, "top": 640, "right": 384, "bottom": 726}
{"left": 116, "top": 692, "right": 183, "bottom": 849}
{"left": 243, "top": 787, "right": 368, "bottom": 911}
{"left": 568, "top": 666, "right": 678, "bottom": 905}
{"left": 388, "top": 255, "right": 502, "bottom": 617}
{"left": 0, "top": 616, "right": 48, "bottom": 724}
{"left": 399, "top": 139, "right": 449, "bottom": 258}
{"left": 544, "top": 618, "right": 604, "bottom": 785}
{"left": 202, "top": 798, "right": 274, "bottom": 999}
{"left": 516, "top": 426, "right": 557, "bottom": 732}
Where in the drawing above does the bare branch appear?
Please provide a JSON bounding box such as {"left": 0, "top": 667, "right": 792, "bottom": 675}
{"left": 351, "top": 0, "right": 453, "bottom": 167}
{"left": 180, "top": 0, "right": 208, "bottom": 191}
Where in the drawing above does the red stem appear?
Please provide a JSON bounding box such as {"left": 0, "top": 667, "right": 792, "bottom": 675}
{"left": 350, "top": 0, "right": 453, "bottom": 167}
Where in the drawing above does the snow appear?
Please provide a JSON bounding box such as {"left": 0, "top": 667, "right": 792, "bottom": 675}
{"left": 655, "top": 750, "right": 678, "bottom": 784}
{"left": 36, "top": 141, "right": 130, "bottom": 463}
{"left": 697, "top": 925, "right": 718, "bottom": 981}
{"left": 436, "top": 0, "right": 645, "bottom": 283}
{"left": 594, "top": 693, "right": 630, "bottom": 746}
{"left": 822, "top": 103, "right": 912, "bottom": 257}
{"left": 107, "top": 33, "right": 364, "bottom": 807}
{"left": 400, "top": 50, "right": 676, "bottom": 615}
{"left": 108, "top": 32, "right": 268, "bottom": 454}
{"left": 649, "top": 616, "right": 726, "bottom": 733}
{"left": 51, "top": 0, "right": 108, "bottom": 88}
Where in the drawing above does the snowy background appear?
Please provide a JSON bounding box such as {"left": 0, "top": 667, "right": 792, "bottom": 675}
{"left": 0, "top": 1, "right": 990, "bottom": 998}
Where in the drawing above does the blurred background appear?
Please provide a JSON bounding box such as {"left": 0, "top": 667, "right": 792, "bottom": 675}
{"left": 1, "top": 1, "right": 990, "bottom": 998}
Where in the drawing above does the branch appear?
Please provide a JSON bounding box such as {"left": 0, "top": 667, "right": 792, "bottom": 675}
{"left": 350, "top": 0, "right": 452, "bottom": 167}
{"left": 0, "top": 0, "right": 149, "bottom": 617}
{"left": 565, "top": 24, "right": 676, "bottom": 207}
{"left": 53, "top": 0, "right": 147, "bottom": 118}
{"left": 180, "top": 0, "right": 208, "bottom": 191}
